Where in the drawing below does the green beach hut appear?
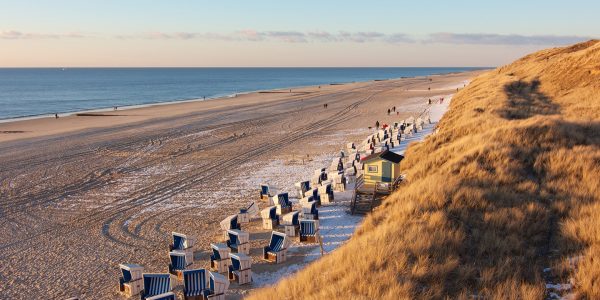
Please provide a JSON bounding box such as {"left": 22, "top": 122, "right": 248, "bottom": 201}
{"left": 361, "top": 150, "right": 404, "bottom": 186}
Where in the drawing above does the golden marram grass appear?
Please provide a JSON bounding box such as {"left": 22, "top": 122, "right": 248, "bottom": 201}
{"left": 249, "top": 40, "right": 600, "bottom": 299}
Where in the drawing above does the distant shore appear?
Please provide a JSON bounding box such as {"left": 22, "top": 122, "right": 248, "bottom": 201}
{"left": 0, "top": 70, "right": 483, "bottom": 143}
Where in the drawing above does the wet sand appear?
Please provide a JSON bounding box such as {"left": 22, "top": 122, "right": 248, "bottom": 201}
{"left": 0, "top": 71, "right": 482, "bottom": 299}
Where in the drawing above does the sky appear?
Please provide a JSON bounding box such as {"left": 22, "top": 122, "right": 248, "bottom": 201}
{"left": 0, "top": 0, "right": 598, "bottom": 67}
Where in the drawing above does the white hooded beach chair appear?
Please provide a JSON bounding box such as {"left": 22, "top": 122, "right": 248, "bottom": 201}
{"left": 260, "top": 206, "right": 279, "bottom": 229}
{"left": 282, "top": 211, "right": 300, "bottom": 237}
{"left": 228, "top": 253, "right": 252, "bottom": 285}
{"left": 170, "top": 232, "right": 195, "bottom": 264}
{"left": 237, "top": 201, "right": 259, "bottom": 224}
{"left": 219, "top": 214, "right": 241, "bottom": 238}
{"left": 140, "top": 273, "right": 173, "bottom": 300}
{"left": 183, "top": 269, "right": 229, "bottom": 300}
{"left": 273, "top": 193, "right": 292, "bottom": 215}
{"left": 259, "top": 184, "right": 276, "bottom": 201}
{"left": 318, "top": 183, "right": 334, "bottom": 204}
{"left": 226, "top": 229, "right": 250, "bottom": 255}
{"left": 118, "top": 263, "right": 144, "bottom": 297}
{"left": 263, "top": 231, "right": 290, "bottom": 264}
{"left": 169, "top": 251, "right": 192, "bottom": 280}
{"left": 299, "top": 219, "right": 320, "bottom": 243}
{"left": 295, "top": 180, "right": 310, "bottom": 198}
{"left": 301, "top": 201, "right": 319, "bottom": 220}
{"left": 210, "top": 243, "right": 231, "bottom": 273}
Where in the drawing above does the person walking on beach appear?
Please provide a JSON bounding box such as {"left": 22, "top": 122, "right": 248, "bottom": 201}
{"left": 428, "top": 98, "right": 432, "bottom": 105}
{"left": 55, "top": 113, "right": 59, "bottom": 119}
{"left": 375, "top": 120, "right": 380, "bottom": 128}
{"left": 387, "top": 109, "right": 391, "bottom": 115}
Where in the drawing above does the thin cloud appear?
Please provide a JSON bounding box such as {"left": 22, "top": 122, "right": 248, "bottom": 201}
{"left": 427, "top": 32, "right": 593, "bottom": 45}
{"left": 0, "top": 30, "right": 87, "bottom": 40}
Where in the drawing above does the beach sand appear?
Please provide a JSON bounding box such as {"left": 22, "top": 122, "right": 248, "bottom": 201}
{"left": 0, "top": 70, "right": 482, "bottom": 299}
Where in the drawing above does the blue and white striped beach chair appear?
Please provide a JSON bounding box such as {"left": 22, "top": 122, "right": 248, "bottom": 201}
{"left": 263, "top": 231, "right": 290, "bottom": 263}
{"left": 274, "top": 193, "right": 292, "bottom": 215}
{"left": 140, "top": 273, "right": 172, "bottom": 300}
{"left": 169, "top": 251, "right": 190, "bottom": 279}
{"left": 170, "top": 232, "right": 195, "bottom": 251}
{"left": 295, "top": 180, "right": 310, "bottom": 198}
{"left": 182, "top": 268, "right": 208, "bottom": 300}
{"left": 299, "top": 219, "right": 320, "bottom": 243}
{"left": 260, "top": 184, "right": 275, "bottom": 200}
{"left": 219, "top": 214, "right": 241, "bottom": 238}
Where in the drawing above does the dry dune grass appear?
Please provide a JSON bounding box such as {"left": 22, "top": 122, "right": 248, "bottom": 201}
{"left": 249, "top": 40, "right": 600, "bottom": 299}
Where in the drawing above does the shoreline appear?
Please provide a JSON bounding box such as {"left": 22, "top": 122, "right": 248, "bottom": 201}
{"left": 0, "top": 69, "right": 484, "bottom": 124}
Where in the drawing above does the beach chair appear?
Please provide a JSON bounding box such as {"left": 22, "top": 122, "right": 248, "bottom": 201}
{"left": 294, "top": 180, "right": 310, "bottom": 198}
{"left": 308, "top": 188, "right": 321, "bottom": 206}
{"left": 219, "top": 214, "right": 240, "bottom": 238}
{"left": 260, "top": 206, "right": 279, "bottom": 230}
{"left": 118, "top": 263, "right": 144, "bottom": 297}
{"left": 273, "top": 193, "right": 292, "bottom": 215}
{"left": 263, "top": 231, "right": 290, "bottom": 264}
{"left": 318, "top": 183, "right": 333, "bottom": 204}
{"left": 210, "top": 243, "right": 231, "bottom": 273}
{"left": 301, "top": 201, "right": 319, "bottom": 220}
{"left": 332, "top": 174, "right": 346, "bottom": 192}
{"left": 228, "top": 253, "right": 252, "bottom": 285}
{"left": 183, "top": 269, "right": 229, "bottom": 300}
{"left": 140, "top": 273, "right": 172, "bottom": 300}
{"left": 170, "top": 232, "right": 195, "bottom": 264}
{"left": 259, "top": 184, "right": 275, "bottom": 201}
{"left": 237, "top": 201, "right": 258, "bottom": 224}
{"left": 282, "top": 211, "right": 300, "bottom": 237}
{"left": 299, "top": 219, "right": 321, "bottom": 243}
{"left": 346, "top": 142, "right": 355, "bottom": 150}
{"left": 169, "top": 251, "right": 191, "bottom": 280}
{"left": 226, "top": 229, "right": 250, "bottom": 255}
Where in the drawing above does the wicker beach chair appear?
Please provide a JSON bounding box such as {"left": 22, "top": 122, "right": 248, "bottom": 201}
{"left": 263, "top": 231, "right": 290, "bottom": 263}
{"left": 299, "top": 219, "right": 320, "bottom": 243}
{"left": 140, "top": 273, "right": 172, "bottom": 300}
{"left": 118, "top": 263, "right": 144, "bottom": 297}
{"left": 282, "top": 210, "right": 300, "bottom": 237}
{"left": 260, "top": 206, "right": 279, "bottom": 230}
{"left": 168, "top": 251, "right": 191, "bottom": 280}
{"left": 226, "top": 229, "right": 250, "bottom": 255}
{"left": 183, "top": 269, "right": 229, "bottom": 300}
{"left": 301, "top": 201, "right": 319, "bottom": 220}
{"left": 238, "top": 201, "right": 258, "bottom": 224}
{"left": 210, "top": 243, "right": 231, "bottom": 273}
{"left": 228, "top": 253, "right": 252, "bottom": 285}
{"left": 273, "top": 193, "right": 292, "bottom": 215}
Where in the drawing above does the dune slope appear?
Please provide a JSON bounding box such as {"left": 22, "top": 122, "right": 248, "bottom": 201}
{"left": 249, "top": 40, "right": 600, "bottom": 299}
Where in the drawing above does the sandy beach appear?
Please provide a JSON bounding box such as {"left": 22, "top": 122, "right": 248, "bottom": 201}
{"left": 0, "top": 71, "right": 481, "bottom": 299}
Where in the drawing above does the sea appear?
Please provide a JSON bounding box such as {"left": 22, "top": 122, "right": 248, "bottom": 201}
{"left": 0, "top": 67, "right": 486, "bottom": 121}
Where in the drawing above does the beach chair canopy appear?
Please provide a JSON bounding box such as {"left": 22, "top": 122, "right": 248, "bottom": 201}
{"left": 142, "top": 273, "right": 171, "bottom": 298}
{"left": 119, "top": 263, "right": 143, "bottom": 283}
{"left": 300, "top": 220, "right": 318, "bottom": 236}
{"left": 266, "top": 231, "right": 288, "bottom": 253}
{"left": 230, "top": 253, "right": 251, "bottom": 271}
{"left": 220, "top": 214, "right": 240, "bottom": 231}
{"left": 183, "top": 269, "right": 208, "bottom": 298}
{"left": 169, "top": 251, "right": 187, "bottom": 271}
{"left": 282, "top": 211, "right": 299, "bottom": 226}
{"left": 239, "top": 201, "right": 259, "bottom": 218}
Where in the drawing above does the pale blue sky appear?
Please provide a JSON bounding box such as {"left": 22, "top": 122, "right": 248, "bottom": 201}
{"left": 0, "top": 0, "right": 598, "bottom": 67}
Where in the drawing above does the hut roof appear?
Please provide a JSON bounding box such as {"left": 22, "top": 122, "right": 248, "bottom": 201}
{"left": 361, "top": 150, "right": 404, "bottom": 164}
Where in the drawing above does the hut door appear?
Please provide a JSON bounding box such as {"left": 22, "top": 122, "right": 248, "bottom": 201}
{"left": 381, "top": 161, "right": 392, "bottom": 182}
